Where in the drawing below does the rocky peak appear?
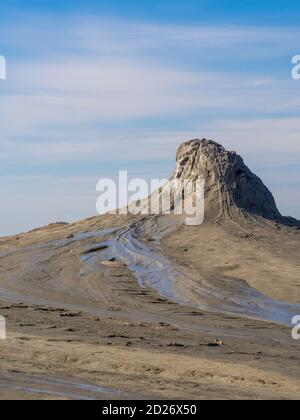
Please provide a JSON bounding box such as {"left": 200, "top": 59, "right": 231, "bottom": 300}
{"left": 172, "top": 139, "right": 281, "bottom": 222}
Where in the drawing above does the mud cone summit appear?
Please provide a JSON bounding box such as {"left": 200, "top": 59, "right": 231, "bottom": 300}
{"left": 173, "top": 139, "right": 281, "bottom": 222}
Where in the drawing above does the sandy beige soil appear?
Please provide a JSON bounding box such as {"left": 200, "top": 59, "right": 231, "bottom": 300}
{"left": 0, "top": 214, "right": 299, "bottom": 400}
{"left": 0, "top": 140, "right": 299, "bottom": 400}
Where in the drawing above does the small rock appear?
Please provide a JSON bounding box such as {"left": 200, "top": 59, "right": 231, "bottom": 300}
{"left": 207, "top": 339, "right": 224, "bottom": 347}
{"left": 19, "top": 323, "right": 35, "bottom": 327}
{"left": 60, "top": 312, "right": 81, "bottom": 317}
{"left": 167, "top": 342, "right": 185, "bottom": 347}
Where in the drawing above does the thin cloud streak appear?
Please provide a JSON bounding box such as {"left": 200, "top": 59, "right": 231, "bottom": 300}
{"left": 1, "top": 13, "right": 300, "bottom": 234}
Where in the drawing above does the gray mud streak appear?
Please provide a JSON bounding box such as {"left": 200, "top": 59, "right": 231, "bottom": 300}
{"left": 0, "top": 370, "right": 121, "bottom": 400}
{"left": 82, "top": 227, "right": 300, "bottom": 326}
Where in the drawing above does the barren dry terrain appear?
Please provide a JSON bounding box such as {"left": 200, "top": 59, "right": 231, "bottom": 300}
{"left": 0, "top": 140, "right": 299, "bottom": 400}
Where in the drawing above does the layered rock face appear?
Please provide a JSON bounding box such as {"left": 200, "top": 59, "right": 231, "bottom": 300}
{"left": 172, "top": 139, "right": 281, "bottom": 222}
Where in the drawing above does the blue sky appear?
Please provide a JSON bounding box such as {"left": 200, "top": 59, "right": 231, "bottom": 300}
{"left": 2, "top": 0, "right": 300, "bottom": 25}
{"left": 0, "top": 1, "right": 300, "bottom": 235}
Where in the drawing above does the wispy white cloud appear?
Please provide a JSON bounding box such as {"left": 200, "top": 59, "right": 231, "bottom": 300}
{"left": 3, "top": 14, "right": 299, "bottom": 55}
{"left": 205, "top": 118, "right": 300, "bottom": 154}
{"left": 1, "top": 14, "right": 299, "bottom": 143}
{"left": 1, "top": 55, "right": 299, "bottom": 163}
{"left": 1, "top": 13, "right": 300, "bottom": 234}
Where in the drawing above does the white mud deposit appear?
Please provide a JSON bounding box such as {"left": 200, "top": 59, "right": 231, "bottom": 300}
{"left": 82, "top": 226, "right": 300, "bottom": 326}
{"left": 0, "top": 223, "right": 298, "bottom": 327}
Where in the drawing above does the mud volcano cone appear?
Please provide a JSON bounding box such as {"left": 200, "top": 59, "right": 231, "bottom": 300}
{"left": 172, "top": 139, "right": 281, "bottom": 223}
